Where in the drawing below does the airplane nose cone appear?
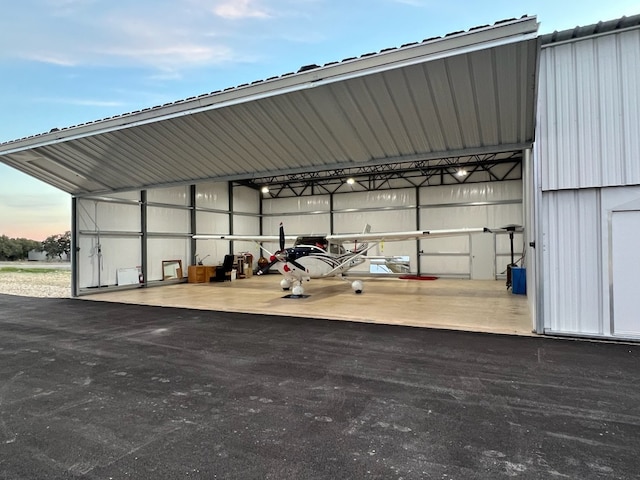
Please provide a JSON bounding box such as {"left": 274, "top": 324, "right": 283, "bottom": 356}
{"left": 270, "top": 255, "right": 276, "bottom": 262}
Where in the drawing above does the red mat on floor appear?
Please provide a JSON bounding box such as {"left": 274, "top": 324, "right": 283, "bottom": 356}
{"left": 398, "top": 275, "right": 438, "bottom": 281}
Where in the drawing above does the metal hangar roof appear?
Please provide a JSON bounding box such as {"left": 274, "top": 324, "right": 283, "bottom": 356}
{"left": 0, "top": 16, "right": 539, "bottom": 196}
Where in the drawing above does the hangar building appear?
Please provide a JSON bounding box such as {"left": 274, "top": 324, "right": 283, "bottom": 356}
{"left": 1, "top": 14, "right": 639, "bottom": 341}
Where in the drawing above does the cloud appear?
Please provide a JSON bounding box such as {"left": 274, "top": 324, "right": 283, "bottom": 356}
{"left": 22, "top": 53, "right": 78, "bottom": 67}
{"left": 213, "top": 0, "right": 271, "bottom": 19}
{"left": 34, "top": 97, "right": 127, "bottom": 108}
{"left": 389, "top": 0, "right": 428, "bottom": 6}
{"left": 0, "top": 193, "right": 68, "bottom": 210}
{"left": 0, "top": 1, "right": 325, "bottom": 73}
{"left": 1, "top": 1, "right": 249, "bottom": 72}
{"left": 98, "top": 42, "right": 235, "bottom": 71}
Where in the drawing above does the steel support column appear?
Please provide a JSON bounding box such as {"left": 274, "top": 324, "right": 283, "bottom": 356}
{"left": 71, "top": 196, "right": 79, "bottom": 297}
{"left": 141, "top": 190, "right": 148, "bottom": 288}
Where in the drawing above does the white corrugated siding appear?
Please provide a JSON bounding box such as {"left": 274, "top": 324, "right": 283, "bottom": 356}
{"left": 537, "top": 28, "right": 640, "bottom": 190}
{"left": 541, "top": 185, "right": 640, "bottom": 337}
{"left": 420, "top": 181, "right": 523, "bottom": 277}
{"left": 259, "top": 182, "right": 522, "bottom": 276}
{"left": 537, "top": 26, "right": 640, "bottom": 338}
{"left": 541, "top": 189, "right": 602, "bottom": 334}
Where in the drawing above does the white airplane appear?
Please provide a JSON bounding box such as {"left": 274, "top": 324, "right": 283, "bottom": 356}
{"left": 194, "top": 224, "right": 491, "bottom": 296}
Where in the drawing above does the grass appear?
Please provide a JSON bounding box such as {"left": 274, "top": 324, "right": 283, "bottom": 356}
{"left": 0, "top": 267, "right": 67, "bottom": 274}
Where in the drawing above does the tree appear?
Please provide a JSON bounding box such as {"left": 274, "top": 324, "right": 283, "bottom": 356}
{"left": 42, "top": 231, "right": 71, "bottom": 260}
{"left": 16, "top": 238, "right": 42, "bottom": 259}
{"left": 59, "top": 231, "right": 71, "bottom": 258}
{"left": 0, "top": 235, "right": 42, "bottom": 260}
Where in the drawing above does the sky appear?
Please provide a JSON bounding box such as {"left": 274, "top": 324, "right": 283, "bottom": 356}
{"left": 0, "top": 0, "right": 638, "bottom": 241}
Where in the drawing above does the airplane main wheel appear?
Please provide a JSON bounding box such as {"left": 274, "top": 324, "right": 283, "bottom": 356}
{"left": 351, "top": 280, "right": 363, "bottom": 294}
{"left": 292, "top": 285, "right": 305, "bottom": 296}
{"left": 280, "top": 279, "right": 291, "bottom": 291}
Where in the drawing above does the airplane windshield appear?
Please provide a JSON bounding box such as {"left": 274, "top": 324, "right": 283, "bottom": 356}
{"left": 294, "top": 236, "right": 328, "bottom": 250}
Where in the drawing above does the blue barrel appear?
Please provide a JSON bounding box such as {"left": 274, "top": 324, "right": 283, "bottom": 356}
{"left": 511, "top": 267, "right": 526, "bottom": 295}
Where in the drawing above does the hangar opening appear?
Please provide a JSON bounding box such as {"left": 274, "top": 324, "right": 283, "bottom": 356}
{"left": 0, "top": 16, "right": 540, "bottom": 335}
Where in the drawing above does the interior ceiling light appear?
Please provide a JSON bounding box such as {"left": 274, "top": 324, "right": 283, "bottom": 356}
{"left": 261, "top": 186, "right": 270, "bottom": 193}
{"left": 346, "top": 177, "right": 355, "bottom": 185}
{"left": 456, "top": 168, "right": 468, "bottom": 177}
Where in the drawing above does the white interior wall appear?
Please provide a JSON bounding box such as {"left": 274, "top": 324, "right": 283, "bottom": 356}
{"left": 77, "top": 196, "right": 142, "bottom": 288}
{"left": 261, "top": 184, "right": 522, "bottom": 276}
{"left": 75, "top": 178, "right": 524, "bottom": 289}
{"left": 196, "top": 181, "right": 229, "bottom": 210}
{"left": 147, "top": 185, "right": 189, "bottom": 206}
{"left": 147, "top": 238, "right": 190, "bottom": 282}
{"left": 146, "top": 185, "right": 190, "bottom": 279}
{"left": 262, "top": 195, "right": 331, "bottom": 216}
{"left": 262, "top": 195, "right": 331, "bottom": 256}
{"left": 78, "top": 236, "right": 141, "bottom": 287}
{"left": 192, "top": 182, "right": 231, "bottom": 267}
{"left": 332, "top": 189, "right": 417, "bottom": 261}
{"left": 147, "top": 207, "right": 190, "bottom": 234}
{"left": 194, "top": 212, "right": 229, "bottom": 266}
{"left": 419, "top": 181, "right": 523, "bottom": 277}
{"left": 334, "top": 209, "right": 416, "bottom": 273}
{"left": 232, "top": 186, "right": 261, "bottom": 261}
{"left": 78, "top": 198, "right": 141, "bottom": 232}
{"left": 333, "top": 189, "right": 416, "bottom": 210}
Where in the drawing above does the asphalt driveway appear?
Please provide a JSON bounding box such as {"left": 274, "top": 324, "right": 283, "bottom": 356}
{"left": 0, "top": 294, "right": 638, "bottom": 479}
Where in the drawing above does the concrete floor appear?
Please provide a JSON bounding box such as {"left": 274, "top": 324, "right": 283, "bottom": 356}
{"left": 81, "top": 276, "right": 533, "bottom": 336}
{"left": 1, "top": 293, "right": 639, "bottom": 479}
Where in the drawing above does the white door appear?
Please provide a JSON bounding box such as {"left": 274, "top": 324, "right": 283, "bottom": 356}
{"left": 611, "top": 210, "right": 640, "bottom": 338}
{"left": 471, "top": 233, "right": 495, "bottom": 280}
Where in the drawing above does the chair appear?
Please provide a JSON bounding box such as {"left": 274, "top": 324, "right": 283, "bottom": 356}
{"left": 214, "top": 255, "right": 235, "bottom": 282}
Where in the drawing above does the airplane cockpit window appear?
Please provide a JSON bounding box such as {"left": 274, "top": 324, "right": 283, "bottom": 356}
{"left": 295, "top": 236, "right": 327, "bottom": 250}
{"left": 329, "top": 243, "right": 345, "bottom": 255}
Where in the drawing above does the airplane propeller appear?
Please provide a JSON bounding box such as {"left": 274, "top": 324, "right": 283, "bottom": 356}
{"left": 256, "top": 223, "right": 307, "bottom": 275}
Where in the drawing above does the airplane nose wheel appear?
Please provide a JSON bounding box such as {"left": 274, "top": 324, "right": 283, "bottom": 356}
{"left": 280, "top": 279, "right": 291, "bottom": 291}
{"left": 351, "top": 280, "right": 363, "bottom": 294}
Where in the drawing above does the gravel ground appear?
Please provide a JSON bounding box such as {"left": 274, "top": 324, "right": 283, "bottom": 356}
{"left": 0, "top": 270, "right": 71, "bottom": 298}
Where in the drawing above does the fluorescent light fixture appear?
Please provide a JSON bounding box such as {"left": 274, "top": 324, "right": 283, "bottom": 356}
{"left": 346, "top": 177, "right": 355, "bottom": 185}
{"left": 456, "top": 168, "right": 468, "bottom": 177}
{"left": 261, "top": 186, "right": 269, "bottom": 193}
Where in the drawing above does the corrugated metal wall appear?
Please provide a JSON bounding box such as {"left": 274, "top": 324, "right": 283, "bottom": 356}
{"left": 537, "top": 28, "right": 640, "bottom": 191}
{"left": 77, "top": 181, "right": 262, "bottom": 289}
{"left": 541, "top": 189, "right": 603, "bottom": 334}
{"left": 541, "top": 186, "right": 640, "bottom": 337}
{"left": 536, "top": 27, "right": 640, "bottom": 339}
{"left": 262, "top": 181, "right": 523, "bottom": 277}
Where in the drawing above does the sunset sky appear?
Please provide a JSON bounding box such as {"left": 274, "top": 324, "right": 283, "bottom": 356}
{"left": 1, "top": 0, "right": 638, "bottom": 241}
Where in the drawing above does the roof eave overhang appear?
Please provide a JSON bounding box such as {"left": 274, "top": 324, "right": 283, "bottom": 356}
{"left": 0, "top": 16, "right": 539, "bottom": 195}
{"left": 1, "top": 17, "right": 537, "bottom": 155}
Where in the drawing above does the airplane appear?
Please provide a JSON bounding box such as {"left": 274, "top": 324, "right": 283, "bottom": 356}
{"left": 194, "top": 224, "right": 492, "bottom": 296}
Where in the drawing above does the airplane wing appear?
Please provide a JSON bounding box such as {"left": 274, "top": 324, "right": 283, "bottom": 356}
{"left": 326, "top": 227, "right": 491, "bottom": 243}
{"left": 193, "top": 234, "right": 297, "bottom": 242}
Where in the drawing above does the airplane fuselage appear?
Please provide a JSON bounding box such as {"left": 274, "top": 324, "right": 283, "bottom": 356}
{"left": 275, "top": 245, "right": 366, "bottom": 279}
